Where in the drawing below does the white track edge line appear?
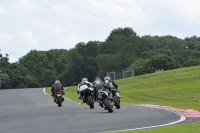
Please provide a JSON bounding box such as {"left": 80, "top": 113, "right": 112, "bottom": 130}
{"left": 103, "top": 106, "right": 186, "bottom": 133}
{"left": 43, "top": 87, "right": 81, "bottom": 105}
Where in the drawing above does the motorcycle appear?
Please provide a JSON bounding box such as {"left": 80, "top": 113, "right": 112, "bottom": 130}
{"left": 110, "top": 87, "right": 120, "bottom": 109}
{"left": 80, "top": 85, "right": 94, "bottom": 109}
{"left": 97, "top": 89, "right": 114, "bottom": 113}
{"left": 55, "top": 91, "right": 64, "bottom": 107}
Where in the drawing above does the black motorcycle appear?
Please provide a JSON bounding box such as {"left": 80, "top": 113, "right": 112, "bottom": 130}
{"left": 110, "top": 87, "right": 120, "bottom": 109}
{"left": 97, "top": 89, "right": 114, "bottom": 113}
{"left": 54, "top": 92, "right": 64, "bottom": 107}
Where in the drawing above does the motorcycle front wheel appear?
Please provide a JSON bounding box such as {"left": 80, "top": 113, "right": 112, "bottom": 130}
{"left": 113, "top": 96, "right": 120, "bottom": 109}
{"left": 87, "top": 95, "right": 94, "bottom": 109}
{"left": 103, "top": 98, "right": 113, "bottom": 113}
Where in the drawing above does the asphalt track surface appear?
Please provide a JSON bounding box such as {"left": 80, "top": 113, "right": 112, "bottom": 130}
{"left": 0, "top": 88, "right": 184, "bottom": 133}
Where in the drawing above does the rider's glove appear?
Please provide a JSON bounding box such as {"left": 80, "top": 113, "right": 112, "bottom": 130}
{"left": 77, "top": 91, "right": 79, "bottom": 94}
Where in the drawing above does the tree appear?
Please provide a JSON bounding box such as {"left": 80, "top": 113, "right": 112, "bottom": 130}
{"left": 0, "top": 53, "right": 10, "bottom": 72}
{"left": 66, "top": 49, "right": 84, "bottom": 85}
{"left": 100, "top": 27, "right": 137, "bottom": 55}
{"left": 96, "top": 54, "right": 121, "bottom": 78}
{"left": 19, "top": 50, "right": 53, "bottom": 83}
{"left": 146, "top": 54, "right": 179, "bottom": 73}
{"left": 183, "top": 58, "right": 200, "bottom": 67}
{"left": 141, "top": 49, "right": 173, "bottom": 59}
{"left": 126, "top": 59, "right": 149, "bottom": 76}
{"left": 24, "top": 75, "right": 40, "bottom": 88}
{"left": 106, "top": 27, "right": 137, "bottom": 41}
{"left": 40, "top": 69, "right": 57, "bottom": 87}
{"left": 45, "top": 49, "right": 69, "bottom": 75}
{"left": 6, "top": 64, "right": 28, "bottom": 89}
{"left": 0, "top": 73, "right": 11, "bottom": 89}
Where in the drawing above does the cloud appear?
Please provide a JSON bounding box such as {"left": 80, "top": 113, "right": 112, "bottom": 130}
{"left": 22, "top": 31, "right": 37, "bottom": 47}
{"left": 168, "top": 0, "right": 200, "bottom": 25}
{"left": 0, "top": 7, "right": 7, "bottom": 15}
{"left": 0, "top": 31, "right": 13, "bottom": 44}
{"left": 31, "top": 18, "right": 63, "bottom": 35}
{"left": 49, "top": 1, "right": 150, "bottom": 27}
{"left": 14, "top": 0, "right": 40, "bottom": 11}
{"left": 1, "top": 0, "right": 200, "bottom": 63}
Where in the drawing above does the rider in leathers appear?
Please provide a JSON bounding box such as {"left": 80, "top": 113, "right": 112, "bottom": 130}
{"left": 93, "top": 77, "right": 111, "bottom": 102}
{"left": 104, "top": 76, "right": 121, "bottom": 98}
{"left": 77, "top": 78, "right": 93, "bottom": 103}
{"left": 51, "top": 80, "right": 65, "bottom": 102}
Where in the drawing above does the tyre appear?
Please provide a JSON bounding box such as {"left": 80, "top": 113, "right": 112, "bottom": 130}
{"left": 87, "top": 96, "right": 94, "bottom": 109}
{"left": 103, "top": 98, "right": 113, "bottom": 113}
{"left": 113, "top": 96, "right": 120, "bottom": 109}
{"left": 57, "top": 97, "right": 62, "bottom": 107}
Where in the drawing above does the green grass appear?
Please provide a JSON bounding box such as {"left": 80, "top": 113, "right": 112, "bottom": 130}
{"left": 115, "top": 65, "right": 200, "bottom": 111}
{"left": 106, "top": 122, "right": 200, "bottom": 133}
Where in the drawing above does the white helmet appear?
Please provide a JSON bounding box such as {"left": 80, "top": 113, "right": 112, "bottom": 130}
{"left": 104, "top": 76, "right": 111, "bottom": 81}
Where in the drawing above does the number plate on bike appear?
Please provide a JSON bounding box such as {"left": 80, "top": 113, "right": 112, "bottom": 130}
{"left": 56, "top": 94, "right": 61, "bottom": 97}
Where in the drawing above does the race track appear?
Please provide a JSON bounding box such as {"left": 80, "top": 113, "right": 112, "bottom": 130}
{"left": 0, "top": 88, "right": 185, "bottom": 133}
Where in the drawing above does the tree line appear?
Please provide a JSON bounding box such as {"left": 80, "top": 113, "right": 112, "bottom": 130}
{"left": 0, "top": 27, "right": 200, "bottom": 89}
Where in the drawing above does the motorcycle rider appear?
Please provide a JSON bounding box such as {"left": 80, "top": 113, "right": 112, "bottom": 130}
{"left": 77, "top": 78, "right": 93, "bottom": 103}
{"left": 93, "top": 76, "right": 103, "bottom": 85}
{"left": 51, "top": 80, "right": 65, "bottom": 102}
{"left": 104, "top": 76, "right": 121, "bottom": 98}
{"left": 93, "top": 77, "right": 111, "bottom": 102}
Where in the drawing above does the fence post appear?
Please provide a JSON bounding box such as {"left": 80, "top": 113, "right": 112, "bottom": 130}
{"left": 122, "top": 69, "right": 124, "bottom": 78}
{"left": 113, "top": 70, "right": 115, "bottom": 80}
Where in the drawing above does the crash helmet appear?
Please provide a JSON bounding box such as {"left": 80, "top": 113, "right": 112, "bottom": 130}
{"left": 94, "top": 80, "right": 101, "bottom": 85}
{"left": 82, "top": 78, "right": 88, "bottom": 82}
{"left": 55, "top": 80, "right": 60, "bottom": 84}
{"left": 95, "top": 77, "right": 101, "bottom": 81}
{"left": 94, "top": 77, "right": 101, "bottom": 84}
{"left": 104, "top": 76, "right": 111, "bottom": 81}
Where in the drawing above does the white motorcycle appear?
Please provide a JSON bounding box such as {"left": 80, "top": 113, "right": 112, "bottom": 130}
{"left": 79, "top": 85, "right": 94, "bottom": 109}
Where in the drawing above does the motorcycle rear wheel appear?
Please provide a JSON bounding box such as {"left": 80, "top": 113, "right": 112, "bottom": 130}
{"left": 57, "top": 97, "right": 62, "bottom": 107}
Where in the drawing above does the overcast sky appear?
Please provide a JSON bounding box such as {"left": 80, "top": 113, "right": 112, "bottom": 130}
{"left": 0, "top": 0, "right": 200, "bottom": 63}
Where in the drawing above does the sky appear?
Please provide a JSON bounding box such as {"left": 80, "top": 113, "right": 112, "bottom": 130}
{"left": 0, "top": 0, "right": 200, "bottom": 63}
